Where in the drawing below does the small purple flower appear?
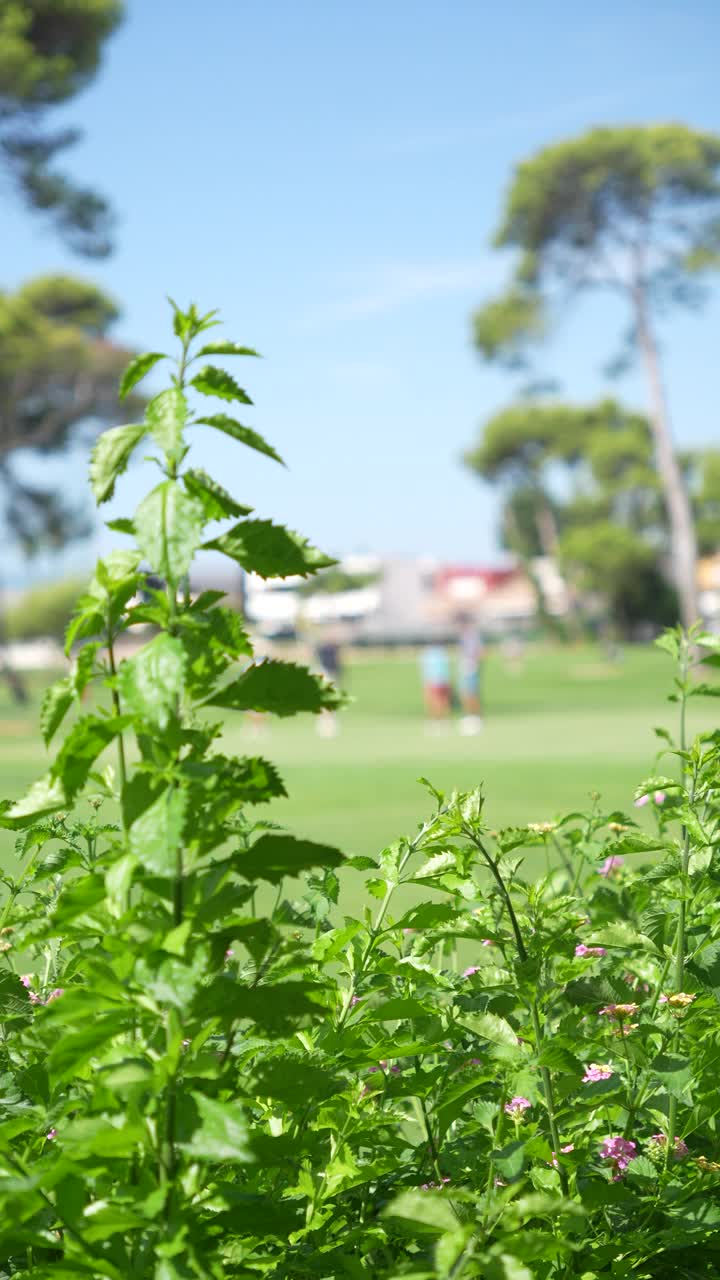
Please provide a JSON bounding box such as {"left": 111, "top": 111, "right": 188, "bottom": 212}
{"left": 504, "top": 1096, "right": 531, "bottom": 1120}
{"left": 654, "top": 791, "right": 666, "bottom": 805}
{"left": 462, "top": 966, "right": 480, "bottom": 978}
{"left": 481, "top": 939, "right": 493, "bottom": 947}
{"left": 575, "top": 944, "right": 607, "bottom": 958}
{"left": 648, "top": 1133, "right": 688, "bottom": 1160}
{"left": 225, "top": 948, "right": 234, "bottom": 959}
{"left": 634, "top": 794, "right": 650, "bottom": 809}
{"left": 350, "top": 995, "right": 361, "bottom": 1007}
{"left": 45, "top": 988, "right": 64, "bottom": 1003}
{"left": 20, "top": 975, "right": 32, "bottom": 989}
{"left": 551, "top": 1143, "right": 574, "bottom": 1168}
{"left": 46, "top": 1128, "right": 57, "bottom": 1141}
{"left": 599, "top": 855, "right": 624, "bottom": 877}
{"left": 600, "top": 1135, "right": 637, "bottom": 1180}
{"left": 582, "top": 1062, "right": 614, "bottom": 1083}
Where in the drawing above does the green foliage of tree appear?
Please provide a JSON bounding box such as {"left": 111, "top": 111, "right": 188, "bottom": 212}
{"left": 4, "top": 575, "right": 85, "bottom": 642}
{"left": 0, "top": 0, "right": 123, "bottom": 256}
{"left": 0, "top": 274, "right": 138, "bottom": 553}
{"left": 473, "top": 123, "right": 720, "bottom": 627}
{"left": 466, "top": 397, "right": 720, "bottom": 635}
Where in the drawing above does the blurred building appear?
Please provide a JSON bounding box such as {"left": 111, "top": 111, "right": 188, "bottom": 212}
{"left": 238, "top": 554, "right": 568, "bottom": 643}
{"left": 699, "top": 553, "right": 720, "bottom": 627}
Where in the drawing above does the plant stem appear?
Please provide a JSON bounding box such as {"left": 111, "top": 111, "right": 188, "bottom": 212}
{"left": 336, "top": 813, "right": 443, "bottom": 1031}
{"left": 667, "top": 635, "right": 692, "bottom": 1155}
{"left": 471, "top": 830, "right": 569, "bottom": 1196}
{"left": 106, "top": 625, "right": 127, "bottom": 803}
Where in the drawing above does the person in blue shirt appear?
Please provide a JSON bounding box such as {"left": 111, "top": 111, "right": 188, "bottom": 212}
{"left": 419, "top": 642, "right": 452, "bottom": 721}
{"left": 456, "top": 615, "right": 485, "bottom": 735}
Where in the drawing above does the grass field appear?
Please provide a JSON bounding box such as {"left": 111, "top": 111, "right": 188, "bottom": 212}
{"left": 0, "top": 644, "right": 715, "bottom": 868}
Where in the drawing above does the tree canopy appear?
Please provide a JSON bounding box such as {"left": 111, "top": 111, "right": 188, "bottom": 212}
{"left": 0, "top": 274, "right": 138, "bottom": 551}
{"left": 472, "top": 123, "right": 720, "bottom": 627}
{"left": 0, "top": 1, "right": 124, "bottom": 256}
{"left": 465, "top": 397, "right": 720, "bottom": 635}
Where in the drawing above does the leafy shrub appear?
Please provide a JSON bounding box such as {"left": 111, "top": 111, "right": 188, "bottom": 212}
{"left": 0, "top": 303, "right": 719, "bottom": 1278}
{"left": 4, "top": 577, "right": 86, "bottom": 642}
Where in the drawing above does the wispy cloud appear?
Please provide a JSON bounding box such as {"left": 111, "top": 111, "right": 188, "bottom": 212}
{"left": 310, "top": 257, "right": 502, "bottom": 322}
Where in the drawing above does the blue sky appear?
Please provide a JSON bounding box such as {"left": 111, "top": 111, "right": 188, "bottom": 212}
{"left": 6, "top": 0, "right": 720, "bottom": 584}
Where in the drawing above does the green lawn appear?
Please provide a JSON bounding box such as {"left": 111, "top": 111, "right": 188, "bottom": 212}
{"left": 1, "top": 643, "right": 715, "bottom": 866}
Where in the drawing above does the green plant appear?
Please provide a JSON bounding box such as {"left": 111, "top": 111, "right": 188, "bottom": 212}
{"left": 0, "top": 302, "right": 719, "bottom": 1279}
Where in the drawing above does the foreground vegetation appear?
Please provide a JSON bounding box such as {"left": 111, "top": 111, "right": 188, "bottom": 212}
{"left": 0, "top": 306, "right": 719, "bottom": 1278}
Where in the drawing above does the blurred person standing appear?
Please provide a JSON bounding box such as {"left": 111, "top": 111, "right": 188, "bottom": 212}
{"left": 419, "top": 640, "right": 452, "bottom": 726}
{"left": 456, "top": 615, "right": 485, "bottom": 735}
{"left": 314, "top": 627, "right": 343, "bottom": 738}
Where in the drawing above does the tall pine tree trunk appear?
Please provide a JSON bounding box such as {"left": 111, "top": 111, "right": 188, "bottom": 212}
{"left": 632, "top": 282, "right": 699, "bottom": 629}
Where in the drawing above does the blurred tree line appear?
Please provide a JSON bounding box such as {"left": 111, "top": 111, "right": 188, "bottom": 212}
{"left": 0, "top": 2, "right": 135, "bottom": 697}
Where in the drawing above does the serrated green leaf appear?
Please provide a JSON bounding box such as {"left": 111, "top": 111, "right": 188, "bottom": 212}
{"left": 183, "top": 468, "right": 253, "bottom": 520}
{"left": 182, "top": 1093, "right": 256, "bottom": 1163}
{"left": 204, "top": 518, "right": 335, "bottom": 578}
{"left": 491, "top": 1139, "right": 526, "bottom": 1179}
{"left": 195, "top": 341, "right": 261, "bottom": 358}
{"left": 105, "top": 516, "right": 135, "bottom": 534}
{"left": 135, "top": 482, "right": 205, "bottom": 584}
{"left": 190, "top": 365, "right": 253, "bottom": 404}
{"left": 40, "top": 676, "right": 74, "bottom": 746}
{"left": 90, "top": 422, "right": 147, "bottom": 503}
{"left": 128, "top": 785, "right": 187, "bottom": 875}
{"left": 1, "top": 772, "right": 67, "bottom": 828}
{"left": 48, "top": 1013, "right": 128, "bottom": 1085}
{"left": 626, "top": 1154, "right": 658, "bottom": 1182}
{"left": 119, "top": 351, "right": 166, "bottom": 400}
{"left": 382, "top": 1189, "right": 457, "bottom": 1233}
{"left": 146, "top": 387, "right": 187, "bottom": 457}
{"left": 586, "top": 923, "right": 657, "bottom": 952}
{"left": 205, "top": 660, "right": 342, "bottom": 715}
{"left": 605, "top": 831, "right": 671, "bottom": 855}
{"left": 652, "top": 1053, "right": 692, "bottom": 1098}
{"left": 52, "top": 715, "right": 127, "bottom": 801}
{"left": 195, "top": 414, "right": 284, "bottom": 464}
{"left": 118, "top": 634, "right": 186, "bottom": 730}
{"left": 460, "top": 1011, "right": 519, "bottom": 1051}
{"left": 234, "top": 833, "right": 344, "bottom": 884}
{"left": 537, "top": 1043, "right": 582, "bottom": 1074}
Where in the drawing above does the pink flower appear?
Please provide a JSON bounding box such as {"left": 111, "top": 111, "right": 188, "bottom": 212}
{"left": 634, "top": 794, "right": 650, "bottom": 809}
{"left": 350, "top": 995, "right": 361, "bottom": 1007}
{"left": 462, "top": 966, "right": 480, "bottom": 978}
{"left": 420, "top": 1177, "right": 451, "bottom": 1190}
{"left": 649, "top": 1133, "right": 688, "bottom": 1160}
{"left": 481, "top": 939, "right": 493, "bottom": 947}
{"left": 575, "top": 944, "right": 607, "bottom": 958}
{"left": 20, "top": 975, "right": 32, "bottom": 989}
{"left": 46, "top": 1128, "right": 57, "bottom": 1142}
{"left": 582, "top": 1062, "right": 614, "bottom": 1083}
{"left": 45, "top": 988, "right": 64, "bottom": 1003}
{"left": 599, "top": 855, "right": 624, "bottom": 877}
{"left": 225, "top": 949, "right": 234, "bottom": 959}
{"left": 654, "top": 791, "right": 666, "bottom": 805}
{"left": 599, "top": 1003, "right": 638, "bottom": 1018}
{"left": 600, "top": 1135, "right": 637, "bottom": 1180}
{"left": 551, "top": 1143, "right": 574, "bottom": 1168}
{"left": 504, "top": 1096, "right": 531, "bottom": 1120}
